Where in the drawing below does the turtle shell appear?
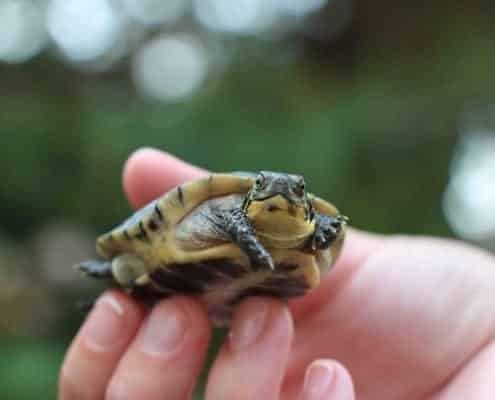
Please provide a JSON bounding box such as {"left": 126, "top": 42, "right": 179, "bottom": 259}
{"left": 96, "top": 174, "right": 253, "bottom": 259}
{"left": 91, "top": 173, "right": 345, "bottom": 325}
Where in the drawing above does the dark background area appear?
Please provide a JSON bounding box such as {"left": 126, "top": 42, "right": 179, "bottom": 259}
{"left": 1, "top": 1, "right": 494, "bottom": 398}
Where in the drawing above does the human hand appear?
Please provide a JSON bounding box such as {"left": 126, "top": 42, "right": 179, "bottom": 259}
{"left": 59, "top": 148, "right": 495, "bottom": 399}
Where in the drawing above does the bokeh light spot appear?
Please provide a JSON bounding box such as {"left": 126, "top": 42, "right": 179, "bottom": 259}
{"left": 193, "top": 0, "right": 278, "bottom": 35}
{"left": 116, "top": 0, "right": 188, "bottom": 26}
{"left": 277, "top": 0, "right": 328, "bottom": 17}
{"left": 47, "top": 0, "right": 123, "bottom": 62}
{"left": 0, "top": 0, "right": 48, "bottom": 63}
{"left": 132, "top": 34, "right": 208, "bottom": 102}
{"left": 444, "top": 130, "right": 495, "bottom": 241}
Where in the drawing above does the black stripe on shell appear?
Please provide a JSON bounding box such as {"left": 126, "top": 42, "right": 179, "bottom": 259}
{"left": 135, "top": 221, "right": 149, "bottom": 241}
{"left": 149, "top": 258, "right": 249, "bottom": 294}
{"left": 177, "top": 186, "right": 184, "bottom": 206}
{"left": 151, "top": 268, "right": 204, "bottom": 294}
{"left": 228, "top": 272, "right": 309, "bottom": 306}
{"left": 154, "top": 204, "right": 164, "bottom": 221}
{"left": 148, "top": 218, "right": 159, "bottom": 232}
{"left": 208, "top": 260, "right": 248, "bottom": 279}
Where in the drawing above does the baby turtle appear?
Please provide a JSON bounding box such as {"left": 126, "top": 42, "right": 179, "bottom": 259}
{"left": 78, "top": 171, "right": 347, "bottom": 325}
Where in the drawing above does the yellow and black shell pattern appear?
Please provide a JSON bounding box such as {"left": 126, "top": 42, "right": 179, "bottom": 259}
{"left": 91, "top": 173, "right": 345, "bottom": 325}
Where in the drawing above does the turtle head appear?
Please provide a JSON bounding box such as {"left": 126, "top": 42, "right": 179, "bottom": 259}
{"left": 243, "top": 171, "right": 313, "bottom": 222}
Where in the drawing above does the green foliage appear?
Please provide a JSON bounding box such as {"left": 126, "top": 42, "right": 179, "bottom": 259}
{"left": 0, "top": 340, "right": 64, "bottom": 399}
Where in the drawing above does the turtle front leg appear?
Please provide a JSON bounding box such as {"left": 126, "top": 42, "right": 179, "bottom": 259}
{"left": 215, "top": 208, "right": 275, "bottom": 270}
{"left": 310, "top": 213, "right": 345, "bottom": 250}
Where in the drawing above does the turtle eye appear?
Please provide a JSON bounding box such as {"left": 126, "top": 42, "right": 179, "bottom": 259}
{"left": 296, "top": 178, "right": 305, "bottom": 194}
{"left": 255, "top": 174, "right": 265, "bottom": 189}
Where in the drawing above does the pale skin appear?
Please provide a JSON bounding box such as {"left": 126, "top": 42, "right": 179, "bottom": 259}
{"left": 59, "top": 148, "right": 495, "bottom": 400}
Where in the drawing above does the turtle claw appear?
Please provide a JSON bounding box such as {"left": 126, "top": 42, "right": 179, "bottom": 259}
{"left": 256, "top": 251, "right": 275, "bottom": 270}
{"left": 311, "top": 214, "right": 343, "bottom": 250}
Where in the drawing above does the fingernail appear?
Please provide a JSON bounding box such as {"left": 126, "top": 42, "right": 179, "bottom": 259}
{"left": 301, "top": 361, "right": 335, "bottom": 400}
{"left": 83, "top": 294, "right": 125, "bottom": 352}
{"left": 139, "top": 301, "right": 188, "bottom": 356}
{"left": 229, "top": 298, "right": 269, "bottom": 351}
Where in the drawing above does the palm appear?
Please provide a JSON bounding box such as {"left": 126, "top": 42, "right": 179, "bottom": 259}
{"left": 284, "top": 234, "right": 495, "bottom": 399}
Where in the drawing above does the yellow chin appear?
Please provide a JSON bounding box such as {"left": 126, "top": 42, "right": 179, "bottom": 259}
{"left": 246, "top": 195, "right": 315, "bottom": 248}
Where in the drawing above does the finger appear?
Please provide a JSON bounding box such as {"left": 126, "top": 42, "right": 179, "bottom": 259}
{"left": 205, "top": 298, "right": 293, "bottom": 400}
{"left": 123, "top": 147, "right": 206, "bottom": 209}
{"left": 434, "top": 339, "right": 495, "bottom": 399}
{"left": 299, "top": 360, "right": 355, "bottom": 400}
{"left": 59, "top": 291, "right": 144, "bottom": 400}
{"left": 106, "top": 296, "right": 211, "bottom": 400}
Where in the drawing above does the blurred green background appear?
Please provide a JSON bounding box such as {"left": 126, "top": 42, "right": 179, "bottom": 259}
{"left": 1, "top": 0, "right": 495, "bottom": 398}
